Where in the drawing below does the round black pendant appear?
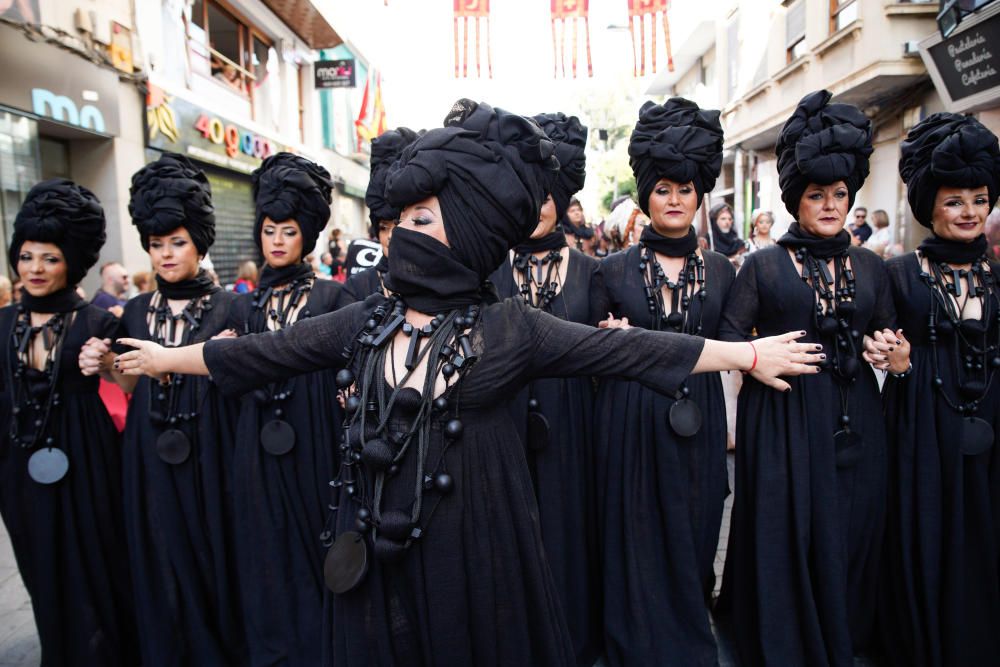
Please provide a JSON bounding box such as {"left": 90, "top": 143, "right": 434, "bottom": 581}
{"left": 960, "top": 417, "right": 994, "bottom": 456}
{"left": 527, "top": 411, "right": 550, "bottom": 450}
{"left": 833, "top": 429, "right": 864, "bottom": 468}
{"left": 260, "top": 419, "right": 296, "bottom": 456}
{"left": 668, "top": 399, "right": 702, "bottom": 438}
{"left": 323, "top": 530, "right": 369, "bottom": 594}
{"left": 27, "top": 447, "right": 69, "bottom": 484}
{"left": 156, "top": 429, "right": 191, "bottom": 465}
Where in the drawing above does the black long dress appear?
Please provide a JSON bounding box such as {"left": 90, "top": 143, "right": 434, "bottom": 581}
{"left": 0, "top": 303, "right": 138, "bottom": 666}
{"left": 591, "top": 245, "right": 734, "bottom": 667}
{"left": 227, "top": 279, "right": 343, "bottom": 666}
{"left": 119, "top": 289, "right": 246, "bottom": 666}
{"left": 489, "top": 248, "right": 602, "bottom": 666}
{"left": 204, "top": 296, "right": 705, "bottom": 667}
{"left": 717, "top": 245, "right": 894, "bottom": 667}
{"left": 878, "top": 253, "right": 1000, "bottom": 666}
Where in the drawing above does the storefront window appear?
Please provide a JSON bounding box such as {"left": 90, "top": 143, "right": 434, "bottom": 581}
{"left": 0, "top": 110, "right": 40, "bottom": 277}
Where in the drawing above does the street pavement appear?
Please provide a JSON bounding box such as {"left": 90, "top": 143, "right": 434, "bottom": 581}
{"left": 0, "top": 522, "right": 38, "bottom": 666}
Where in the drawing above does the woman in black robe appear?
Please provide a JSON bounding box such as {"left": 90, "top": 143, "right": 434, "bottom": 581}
{"left": 1, "top": 180, "right": 137, "bottom": 666}
{"left": 81, "top": 152, "right": 244, "bottom": 665}
{"left": 113, "top": 100, "right": 823, "bottom": 667}
{"left": 589, "top": 98, "right": 732, "bottom": 667}
{"left": 878, "top": 112, "right": 1000, "bottom": 666}
{"left": 716, "top": 90, "right": 904, "bottom": 666}
{"left": 487, "top": 111, "right": 601, "bottom": 666}
{"left": 223, "top": 152, "right": 342, "bottom": 665}
{"left": 337, "top": 127, "right": 420, "bottom": 308}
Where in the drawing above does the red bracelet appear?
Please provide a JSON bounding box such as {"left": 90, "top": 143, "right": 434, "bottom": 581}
{"left": 745, "top": 341, "right": 758, "bottom": 373}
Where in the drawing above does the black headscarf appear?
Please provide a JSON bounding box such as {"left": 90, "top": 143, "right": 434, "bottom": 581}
{"left": 899, "top": 112, "right": 1000, "bottom": 229}
{"left": 366, "top": 127, "right": 421, "bottom": 238}
{"left": 776, "top": 90, "right": 872, "bottom": 220}
{"left": 628, "top": 98, "right": 724, "bottom": 216}
{"left": 709, "top": 203, "right": 744, "bottom": 257}
{"left": 9, "top": 179, "right": 106, "bottom": 286}
{"left": 129, "top": 152, "right": 215, "bottom": 255}
{"left": 532, "top": 112, "right": 587, "bottom": 220}
{"left": 385, "top": 103, "right": 557, "bottom": 312}
{"left": 251, "top": 152, "right": 333, "bottom": 256}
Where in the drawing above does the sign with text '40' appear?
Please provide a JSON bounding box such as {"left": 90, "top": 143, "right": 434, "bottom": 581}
{"left": 145, "top": 84, "right": 291, "bottom": 174}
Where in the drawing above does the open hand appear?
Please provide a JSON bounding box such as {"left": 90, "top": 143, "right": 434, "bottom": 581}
{"left": 79, "top": 337, "right": 112, "bottom": 376}
{"left": 750, "top": 330, "right": 824, "bottom": 392}
{"left": 114, "top": 338, "right": 167, "bottom": 378}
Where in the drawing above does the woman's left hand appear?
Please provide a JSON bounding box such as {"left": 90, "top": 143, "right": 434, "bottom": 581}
{"left": 114, "top": 338, "right": 168, "bottom": 378}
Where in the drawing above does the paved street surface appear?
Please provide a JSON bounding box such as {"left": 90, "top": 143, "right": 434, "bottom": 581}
{"left": 0, "top": 521, "right": 38, "bottom": 667}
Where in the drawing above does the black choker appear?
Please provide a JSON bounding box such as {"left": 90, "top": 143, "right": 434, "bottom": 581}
{"left": 322, "top": 296, "right": 481, "bottom": 594}
{"left": 19, "top": 286, "right": 84, "bottom": 314}
{"left": 155, "top": 269, "right": 217, "bottom": 300}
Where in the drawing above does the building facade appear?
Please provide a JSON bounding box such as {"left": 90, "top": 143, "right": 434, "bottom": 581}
{"left": 0, "top": 0, "right": 372, "bottom": 291}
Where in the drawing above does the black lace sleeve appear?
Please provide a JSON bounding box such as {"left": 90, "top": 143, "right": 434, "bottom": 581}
{"left": 719, "top": 250, "right": 760, "bottom": 342}
{"left": 204, "top": 301, "right": 368, "bottom": 397}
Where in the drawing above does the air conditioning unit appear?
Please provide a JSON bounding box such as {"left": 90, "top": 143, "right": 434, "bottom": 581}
{"left": 903, "top": 40, "right": 922, "bottom": 58}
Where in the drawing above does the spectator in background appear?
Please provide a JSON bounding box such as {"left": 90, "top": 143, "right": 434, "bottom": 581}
{"left": 232, "top": 260, "right": 257, "bottom": 293}
{"left": 317, "top": 252, "right": 333, "bottom": 277}
{"left": 848, "top": 206, "right": 872, "bottom": 245}
{"left": 708, "top": 202, "right": 747, "bottom": 268}
{"left": 132, "top": 270, "right": 153, "bottom": 294}
{"left": 862, "top": 209, "right": 892, "bottom": 257}
{"left": 0, "top": 276, "right": 11, "bottom": 308}
{"left": 92, "top": 261, "right": 129, "bottom": 317}
{"left": 11, "top": 279, "right": 22, "bottom": 303}
{"left": 746, "top": 209, "right": 776, "bottom": 254}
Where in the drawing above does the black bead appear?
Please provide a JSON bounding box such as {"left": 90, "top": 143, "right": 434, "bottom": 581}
{"left": 433, "top": 396, "right": 449, "bottom": 412}
{"left": 274, "top": 408, "right": 283, "bottom": 418}
{"left": 345, "top": 396, "right": 362, "bottom": 415}
{"left": 442, "top": 364, "right": 456, "bottom": 378}
{"left": 992, "top": 357, "right": 1000, "bottom": 369}
{"left": 681, "top": 386, "right": 690, "bottom": 397}
{"left": 434, "top": 472, "right": 454, "bottom": 493}
{"left": 445, "top": 419, "right": 464, "bottom": 439}
{"left": 840, "top": 414, "right": 850, "bottom": 425}
{"left": 933, "top": 377, "right": 944, "bottom": 388}
{"left": 345, "top": 484, "right": 356, "bottom": 497}
{"left": 335, "top": 369, "right": 355, "bottom": 389}
{"left": 527, "top": 398, "right": 539, "bottom": 411}
{"left": 357, "top": 507, "right": 371, "bottom": 521}
{"left": 365, "top": 319, "right": 378, "bottom": 330}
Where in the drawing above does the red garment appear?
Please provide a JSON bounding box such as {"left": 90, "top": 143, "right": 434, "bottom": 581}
{"left": 98, "top": 378, "right": 129, "bottom": 432}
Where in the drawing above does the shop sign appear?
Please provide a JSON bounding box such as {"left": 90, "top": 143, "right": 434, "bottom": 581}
{"left": 315, "top": 59, "right": 356, "bottom": 89}
{"left": 0, "top": 22, "right": 120, "bottom": 135}
{"left": 921, "top": 3, "right": 1000, "bottom": 113}
{"left": 146, "top": 84, "right": 291, "bottom": 174}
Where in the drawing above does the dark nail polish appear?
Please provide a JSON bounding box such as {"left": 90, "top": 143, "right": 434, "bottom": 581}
{"left": 820, "top": 354, "right": 827, "bottom": 360}
{"left": 784, "top": 387, "right": 791, "bottom": 393}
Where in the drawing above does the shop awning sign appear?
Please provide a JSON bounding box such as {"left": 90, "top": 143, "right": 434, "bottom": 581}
{"left": 920, "top": 2, "right": 1000, "bottom": 113}
{"left": 315, "top": 59, "right": 356, "bottom": 89}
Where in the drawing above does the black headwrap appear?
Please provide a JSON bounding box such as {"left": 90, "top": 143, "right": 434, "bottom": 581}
{"left": 366, "top": 127, "right": 421, "bottom": 238}
{"left": 385, "top": 104, "right": 557, "bottom": 312}
{"left": 532, "top": 112, "right": 587, "bottom": 220}
{"left": 9, "top": 179, "right": 106, "bottom": 286}
{"left": 776, "top": 90, "right": 872, "bottom": 220}
{"left": 899, "top": 112, "right": 1000, "bottom": 229}
{"left": 628, "top": 98, "right": 724, "bottom": 216}
{"left": 129, "top": 152, "right": 215, "bottom": 255}
{"left": 251, "top": 152, "right": 332, "bottom": 256}
{"left": 709, "top": 203, "right": 744, "bottom": 257}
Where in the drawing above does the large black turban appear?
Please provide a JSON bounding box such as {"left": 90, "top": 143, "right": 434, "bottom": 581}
{"left": 9, "top": 179, "right": 106, "bottom": 286}
{"left": 628, "top": 98, "right": 724, "bottom": 216}
{"left": 251, "top": 152, "right": 333, "bottom": 254}
{"left": 532, "top": 112, "right": 588, "bottom": 220}
{"left": 129, "top": 152, "right": 215, "bottom": 255}
{"left": 386, "top": 100, "right": 558, "bottom": 281}
{"left": 899, "top": 112, "right": 1000, "bottom": 229}
{"left": 366, "top": 127, "right": 421, "bottom": 238}
{"left": 776, "top": 90, "right": 872, "bottom": 219}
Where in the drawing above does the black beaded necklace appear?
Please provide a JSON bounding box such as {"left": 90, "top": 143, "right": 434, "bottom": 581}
{"left": 147, "top": 290, "right": 212, "bottom": 465}
{"left": 246, "top": 276, "right": 314, "bottom": 456}
{"left": 322, "top": 296, "right": 480, "bottom": 594}
{"left": 513, "top": 249, "right": 563, "bottom": 311}
{"left": 7, "top": 306, "right": 73, "bottom": 484}
{"left": 640, "top": 243, "right": 706, "bottom": 437}
{"left": 921, "top": 255, "right": 1000, "bottom": 455}
{"left": 794, "top": 247, "right": 863, "bottom": 466}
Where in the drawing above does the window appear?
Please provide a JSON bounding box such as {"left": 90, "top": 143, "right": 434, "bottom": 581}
{"left": 829, "top": 0, "right": 858, "bottom": 34}
{"left": 785, "top": 0, "right": 806, "bottom": 64}
{"left": 187, "top": 0, "right": 273, "bottom": 118}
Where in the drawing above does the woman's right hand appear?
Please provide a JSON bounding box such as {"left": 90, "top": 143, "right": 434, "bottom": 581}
{"left": 748, "top": 331, "right": 824, "bottom": 392}
{"left": 79, "top": 337, "right": 112, "bottom": 376}
{"left": 114, "top": 338, "right": 168, "bottom": 378}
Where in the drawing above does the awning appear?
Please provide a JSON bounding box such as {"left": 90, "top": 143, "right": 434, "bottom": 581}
{"left": 261, "top": 0, "right": 343, "bottom": 49}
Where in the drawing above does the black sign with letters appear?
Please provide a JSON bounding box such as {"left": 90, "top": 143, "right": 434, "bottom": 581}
{"left": 927, "top": 12, "right": 1000, "bottom": 103}
{"left": 314, "top": 59, "right": 356, "bottom": 89}
{"left": 344, "top": 239, "right": 383, "bottom": 276}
